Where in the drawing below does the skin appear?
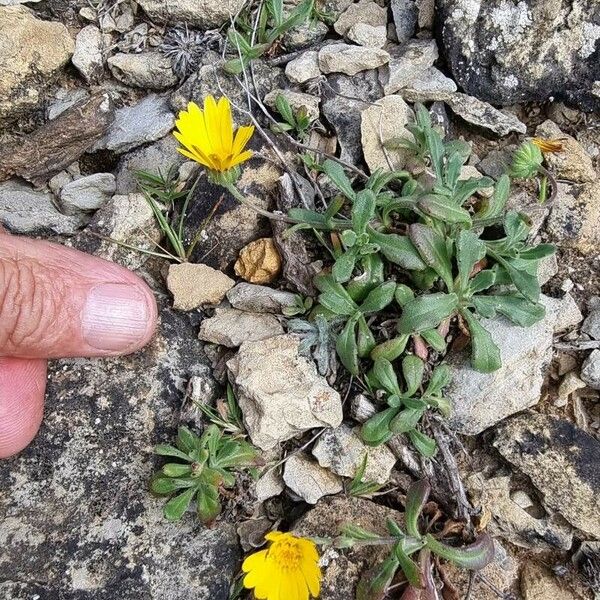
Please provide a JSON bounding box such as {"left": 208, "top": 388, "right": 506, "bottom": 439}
{"left": 0, "top": 227, "right": 158, "bottom": 458}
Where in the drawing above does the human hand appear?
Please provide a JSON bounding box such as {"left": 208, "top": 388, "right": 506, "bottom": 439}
{"left": 0, "top": 228, "right": 158, "bottom": 458}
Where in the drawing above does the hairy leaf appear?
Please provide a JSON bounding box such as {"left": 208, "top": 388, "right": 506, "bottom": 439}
{"left": 370, "top": 230, "right": 427, "bottom": 271}
{"left": 461, "top": 309, "right": 501, "bottom": 373}
{"left": 163, "top": 487, "right": 196, "bottom": 521}
{"left": 323, "top": 159, "right": 355, "bottom": 199}
{"left": 336, "top": 315, "right": 360, "bottom": 375}
{"left": 398, "top": 293, "right": 459, "bottom": 333}
{"left": 418, "top": 194, "right": 472, "bottom": 225}
{"left": 405, "top": 480, "right": 431, "bottom": 538}
{"left": 425, "top": 533, "right": 495, "bottom": 570}
{"left": 409, "top": 224, "right": 453, "bottom": 289}
{"left": 456, "top": 230, "right": 486, "bottom": 291}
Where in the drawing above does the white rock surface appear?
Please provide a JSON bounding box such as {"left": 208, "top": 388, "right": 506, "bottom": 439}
{"left": 399, "top": 67, "right": 457, "bottom": 102}
{"left": 333, "top": 0, "right": 387, "bottom": 35}
{"left": 347, "top": 23, "right": 387, "bottom": 48}
{"left": 199, "top": 308, "right": 283, "bottom": 347}
{"left": 227, "top": 335, "right": 343, "bottom": 450}
{"left": 59, "top": 173, "right": 116, "bottom": 215}
{"left": 136, "top": 0, "right": 246, "bottom": 27}
{"left": 283, "top": 453, "right": 343, "bottom": 504}
{"left": 381, "top": 39, "right": 438, "bottom": 95}
{"left": 72, "top": 25, "right": 104, "bottom": 83}
{"left": 264, "top": 89, "right": 320, "bottom": 122}
{"left": 167, "top": 263, "right": 235, "bottom": 311}
{"left": 255, "top": 469, "right": 285, "bottom": 502}
{"left": 108, "top": 52, "right": 178, "bottom": 90}
{"left": 285, "top": 51, "right": 321, "bottom": 83}
{"left": 581, "top": 349, "right": 600, "bottom": 390}
{"left": 226, "top": 283, "right": 299, "bottom": 314}
{"left": 319, "top": 44, "right": 389, "bottom": 76}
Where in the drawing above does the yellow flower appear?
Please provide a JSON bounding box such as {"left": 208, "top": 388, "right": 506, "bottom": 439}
{"left": 532, "top": 137, "right": 564, "bottom": 154}
{"left": 242, "top": 531, "right": 322, "bottom": 600}
{"left": 173, "top": 96, "right": 254, "bottom": 175}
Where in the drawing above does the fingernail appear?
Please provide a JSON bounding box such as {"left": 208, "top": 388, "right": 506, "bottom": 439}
{"left": 82, "top": 283, "right": 151, "bottom": 352}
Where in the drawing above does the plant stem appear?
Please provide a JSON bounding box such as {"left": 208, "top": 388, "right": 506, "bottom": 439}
{"left": 538, "top": 174, "right": 548, "bottom": 204}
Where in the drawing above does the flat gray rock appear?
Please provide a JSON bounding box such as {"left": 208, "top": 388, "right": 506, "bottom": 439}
{"left": 59, "top": 173, "right": 116, "bottom": 215}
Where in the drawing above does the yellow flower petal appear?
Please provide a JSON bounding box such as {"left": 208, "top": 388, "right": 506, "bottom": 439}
{"left": 265, "top": 531, "right": 285, "bottom": 542}
{"left": 232, "top": 125, "right": 255, "bottom": 156}
{"left": 227, "top": 150, "right": 253, "bottom": 169}
{"left": 301, "top": 558, "right": 321, "bottom": 597}
{"left": 218, "top": 96, "right": 234, "bottom": 154}
{"left": 242, "top": 549, "right": 268, "bottom": 573}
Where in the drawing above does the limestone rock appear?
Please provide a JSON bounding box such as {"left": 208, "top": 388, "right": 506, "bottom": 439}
{"left": 199, "top": 307, "right": 283, "bottom": 347}
{"left": 108, "top": 52, "right": 178, "bottom": 90}
{"left": 546, "top": 181, "right": 600, "bottom": 255}
{"left": 167, "top": 263, "right": 235, "bottom": 311}
{"left": 381, "top": 39, "right": 439, "bottom": 95}
{"left": 521, "top": 563, "right": 581, "bottom": 600}
{"left": 360, "top": 95, "right": 412, "bottom": 173}
{"left": 445, "top": 93, "right": 526, "bottom": 136}
{"left": 0, "top": 179, "right": 82, "bottom": 235}
{"left": 227, "top": 335, "right": 343, "bottom": 449}
{"left": 333, "top": 0, "right": 387, "bottom": 36}
{"left": 283, "top": 453, "right": 343, "bottom": 504}
{"left": 582, "top": 304, "right": 600, "bottom": 340}
{"left": 438, "top": 0, "right": 600, "bottom": 112}
{"left": 285, "top": 51, "right": 321, "bottom": 84}
{"left": 312, "top": 425, "right": 396, "bottom": 484}
{"left": 494, "top": 413, "right": 600, "bottom": 539}
{"left": 137, "top": 0, "right": 246, "bottom": 28}
{"left": 226, "top": 283, "right": 299, "bottom": 314}
{"left": 255, "top": 469, "right": 285, "bottom": 502}
{"left": 264, "top": 89, "right": 320, "bottom": 122}
{"left": 0, "top": 6, "right": 74, "bottom": 124}
{"left": 294, "top": 497, "right": 405, "bottom": 600}
{"left": 581, "top": 349, "right": 600, "bottom": 390}
{"left": 391, "top": 0, "right": 418, "bottom": 43}
{"left": 319, "top": 44, "right": 389, "bottom": 76}
{"left": 399, "top": 67, "right": 457, "bottom": 102}
{"left": 347, "top": 23, "right": 387, "bottom": 49}
{"left": 234, "top": 238, "right": 282, "bottom": 285}
{"left": 93, "top": 94, "right": 175, "bottom": 154}
{"left": 536, "top": 120, "right": 597, "bottom": 183}
{"left": 447, "top": 295, "right": 557, "bottom": 435}
{"left": 72, "top": 25, "right": 104, "bottom": 83}
{"left": 59, "top": 173, "right": 116, "bottom": 215}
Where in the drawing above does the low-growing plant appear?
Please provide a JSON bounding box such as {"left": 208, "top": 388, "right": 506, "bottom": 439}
{"left": 270, "top": 93, "right": 312, "bottom": 141}
{"left": 348, "top": 454, "right": 385, "bottom": 497}
{"left": 151, "top": 425, "right": 258, "bottom": 523}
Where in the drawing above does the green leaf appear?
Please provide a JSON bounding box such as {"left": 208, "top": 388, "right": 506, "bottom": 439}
{"left": 340, "top": 522, "right": 382, "bottom": 541}
{"left": 409, "top": 224, "right": 453, "bottom": 289}
{"left": 394, "top": 540, "right": 423, "bottom": 588}
{"left": 389, "top": 408, "right": 424, "bottom": 434}
{"left": 369, "top": 230, "right": 427, "bottom": 271}
{"left": 456, "top": 230, "right": 486, "bottom": 291}
{"left": 154, "top": 444, "right": 192, "bottom": 462}
{"left": 176, "top": 426, "right": 200, "bottom": 453}
{"left": 162, "top": 463, "right": 193, "bottom": 477}
{"left": 373, "top": 358, "right": 401, "bottom": 396}
{"left": 317, "top": 275, "right": 359, "bottom": 316}
{"left": 425, "top": 533, "right": 495, "bottom": 570}
{"left": 405, "top": 480, "right": 430, "bottom": 539}
{"left": 408, "top": 430, "right": 437, "bottom": 457}
{"left": 402, "top": 355, "right": 424, "bottom": 396}
{"left": 213, "top": 438, "right": 257, "bottom": 469}
{"left": 356, "top": 554, "right": 400, "bottom": 600}
{"left": 352, "top": 189, "right": 377, "bottom": 234}
{"left": 323, "top": 159, "right": 355, "bottom": 199}
{"left": 518, "top": 243, "right": 555, "bottom": 260}
{"left": 286, "top": 208, "right": 329, "bottom": 228}
{"left": 425, "top": 126, "right": 444, "bottom": 180}
{"left": 332, "top": 250, "right": 358, "bottom": 283}
{"left": 425, "top": 364, "right": 452, "bottom": 396}
{"left": 469, "top": 269, "right": 496, "bottom": 294}
{"left": 336, "top": 315, "right": 360, "bottom": 375}
{"left": 150, "top": 474, "right": 195, "bottom": 495}
{"left": 418, "top": 194, "right": 472, "bottom": 225}
{"left": 453, "top": 176, "right": 495, "bottom": 205}
{"left": 493, "top": 254, "right": 540, "bottom": 303}
{"left": 361, "top": 407, "right": 397, "bottom": 446}
{"left": 461, "top": 309, "right": 501, "bottom": 373}
{"left": 370, "top": 335, "right": 409, "bottom": 361}
{"left": 398, "top": 293, "right": 459, "bottom": 333}
{"left": 395, "top": 284, "right": 415, "bottom": 307}
{"left": 163, "top": 487, "right": 196, "bottom": 521}
{"left": 471, "top": 295, "right": 545, "bottom": 327}
{"left": 196, "top": 480, "right": 222, "bottom": 523}
{"left": 359, "top": 281, "right": 397, "bottom": 313}
{"left": 420, "top": 328, "right": 446, "bottom": 352}
{"left": 504, "top": 211, "right": 530, "bottom": 243}
{"left": 357, "top": 315, "right": 376, "bottom": 358}
{"left": 275, "top": 94, "right": 295, "bottom": 126}
{"left": 476, "top": 174, "right": 509, "bottom": 220}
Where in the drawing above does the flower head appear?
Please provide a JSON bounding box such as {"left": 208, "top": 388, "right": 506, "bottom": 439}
{"left": 173, "top": 96, "right": 254, "bottom": 181}
{"left": 509, "top": 140, "right": 543, "bottom": 179}
{"left": 242, "top": 531, "right": 322, "bottom": 600}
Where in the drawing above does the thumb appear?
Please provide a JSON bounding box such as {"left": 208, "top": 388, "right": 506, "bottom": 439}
{"left": 0, "top": 232, "right": 157, "bottom": 359}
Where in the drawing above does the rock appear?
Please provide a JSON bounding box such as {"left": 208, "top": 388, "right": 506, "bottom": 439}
{"left": 447, "top": 295, "right": 557, "bottom": 435}
{"left": 199, "top": 307, "right": 283, "bottom": 348}
{"left": 557, "top": 372, "right": 587, "bottom": 407}
{"left": 494, "top": 413, "right": 600, "bottom": 539}
{"left": 227, "top": 334, "right": 343, "bottom": 449}
{"left": 361, "top": 95, "right": 412, "bottom": 173}
{"left": 467, "top": 475, "right": 573, "bottom": 550}
{"left": 438, "top": 0, "right": 600, "bottom": 112}
{"left": 234, "top": 238, "right": 282, "bottom": 285}
{"left": 255, "top": 469, "right": 285, "bottom": 502}
{"left": 167, "top": 263, "right": 235, "bottom": 311}
{"left": 582, "top": 304, "right": 600, "bottom": 340}
{"left": 115, "top": 136, "right": 184, "bottom": 193}
{"left": 72, "top": 25, "right": 104, "bottom": 83}
{"left": 415, "top": 0, "right": 434, "bottom": 29}
{"left": 180, "top": 365, "right": 219, "bottom": 425}
{"left": 391, "top": 0, "right": 418, "bottom": 43}
{"left": 546, "top": 182, "right": 600, "bottom": 255}
{"left": 581, "top": 350, "right": 600, "bottom": 390}
{"left": 380, "top": 39, "right": 438, "bottom": 95}
{"left": 506, "top": 189, "right": 549, "bottom": 239}
{"left": 47, "top": 88, "right": 90, "bottom": 121}
{"left": 0, "top": 6, "right": 74, "bottom": 124}
{"left": 283, "top": 18, "right": 329, "bottom": 51}
{"left": 521, "top": 563, "right": 581, "bottom": 600}
{"left": 319, "top": 44, "right": 389, "bottom": 76}
{"left": 398, "top": 67, "right": 458, "bottom": 102}
{"left": 264, "top": 89, "right": 320, "bottom": 122}
{"left": 0, "top": 93, "right": 114, "bottom": 186}
{"left": 59, "top": 173, "right": 116, "bottom": 215}
{"left": 93, "top": 94, "right": 175, "bottom": 154}
{"left": 283, "top": 453, "right": 343, "bottom": 504}
{"left": 312, "top": 425, "right": 396, "bottom": 484}
{"left": 445, "top": 93, "right": 526, "bottom": 136}
{"left": 74, "top": 193, "right": 162, "bottom": 270}
{"left": 333, "top": 0, "right": 387, "bottom": 36}
{"left": 285, "top": 51, "right": 321, "bottom": 84}
{"left": 536, "top": 120, "right": 597, "bottom": 184}
{"left": 459, "top": 165, "right": 493, "bottom": 197}
{"left": 0, "top": 297, "right": 240, "bottom": 599}
{"left": 137, "top": 0, "right": 246, "bottom": 28}
{"left": 347, "top": 24, "right": 387, "bottom": 49}
{"left": 108, "top": 52, "right": 178, "bottom": 90}
{"left": 0, "top": 180, "right": 82, "bottom": 235}
{"left": 226, "top": 283, "right": 299, "bottom": 314}
{"left": 554, "top": 292, "right": 583, "bottom": 333}
{"left": 478, "top": 148, "right": 513, "bottom": 180}
{"left": 322, "top": 71, "right": 383, "bottom": 165}
{"left": 294, "top": 497, "right": 405, "bottom": 600}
